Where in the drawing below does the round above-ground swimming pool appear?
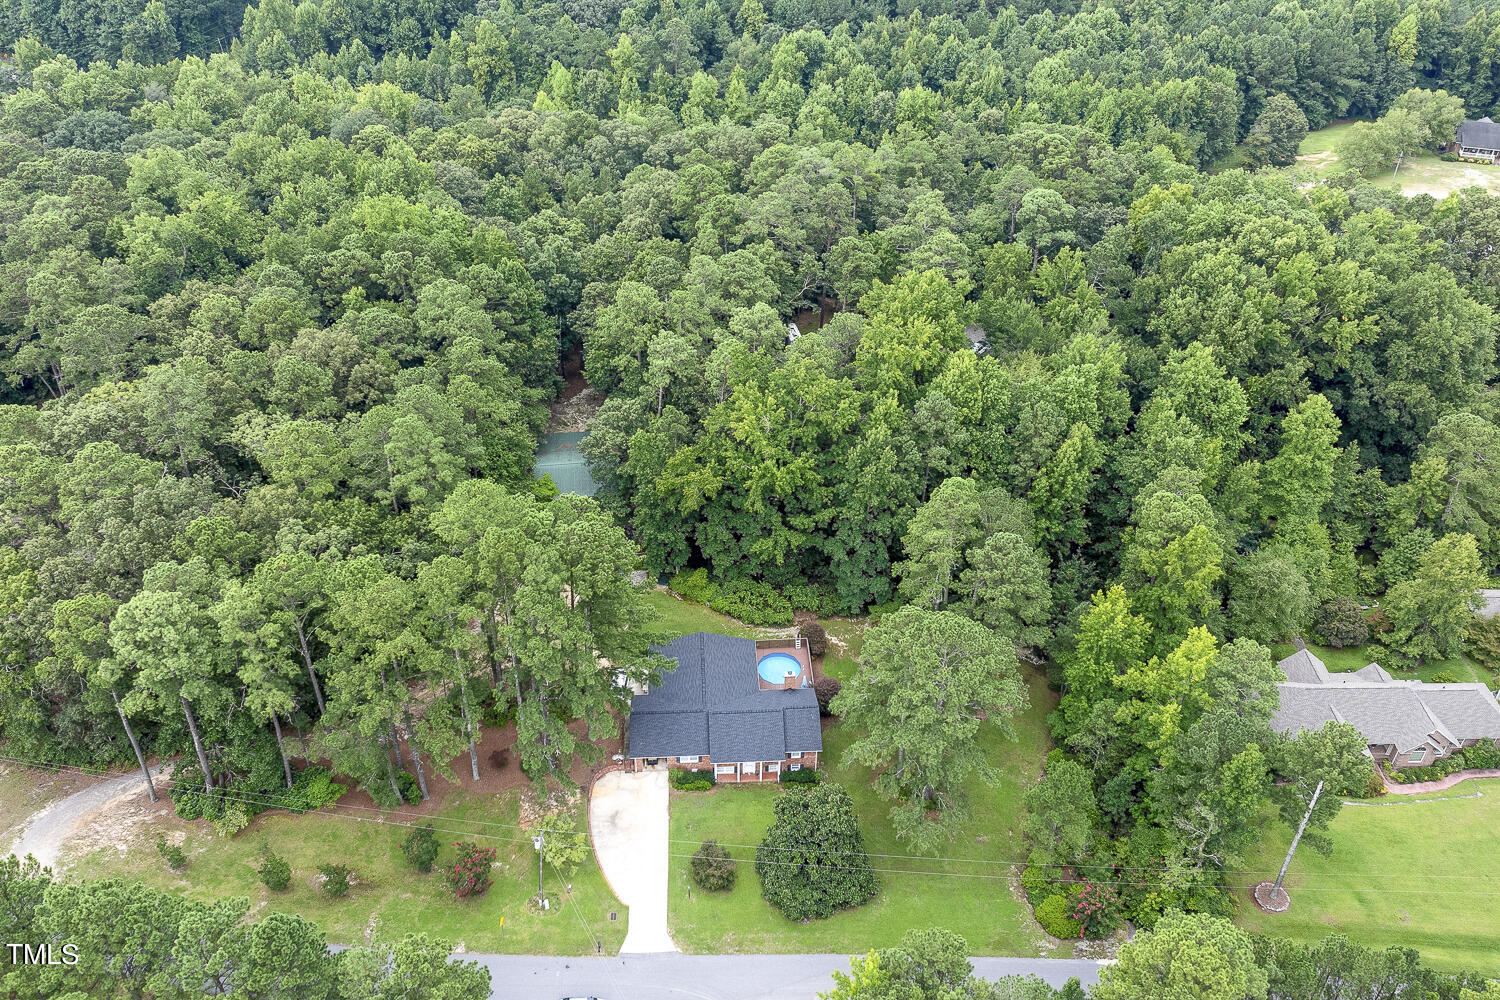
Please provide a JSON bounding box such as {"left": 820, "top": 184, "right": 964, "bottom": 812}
{"left": 757, "top": 652, "right": 802, "bottom": 684}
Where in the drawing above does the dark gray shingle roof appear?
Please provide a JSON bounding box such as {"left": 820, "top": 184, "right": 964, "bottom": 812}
{"left": 627, "top": 632, "right": 822, "bottom": 762}
{"left": 1457, "top": 118, "right": 1500, "bottom": 149}
{"left": 1271, "top": 650, "right": 1500, "bottom": 753}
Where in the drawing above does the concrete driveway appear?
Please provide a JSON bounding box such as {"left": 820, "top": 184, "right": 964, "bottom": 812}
{"left": 589, "top": 769, "right": 676, "bottom": 954}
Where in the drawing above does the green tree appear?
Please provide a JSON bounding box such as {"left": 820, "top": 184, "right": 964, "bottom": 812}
{"left": 1244, "top": 94, "right": 1309, "bottom": 167}
{"left": 1379, "top": 532, "right": 1484, "bottom": 665}
{"left": 1023, "top": 753, "right": 1097, "bottom": 861}
{"left": 1092, "top": 910, "right": 1267, "bottom": 1000}
{"left": 755, "top": 784, "right": 879, "bottom": 921}
{"left": 336, "top": 933, "right": 490, "bottom": 1000}
{"left": 1227, "top": 545, "right": 1313, "bottom": 645}
{"left": 832, "top": 606, "right": 1027, "bottom": 852}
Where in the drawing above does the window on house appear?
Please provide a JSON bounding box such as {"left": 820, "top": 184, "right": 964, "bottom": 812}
{"left": 1407, "top": 750, "right": 1427, "bottom": 763}
{"left": 679, "top": 756, "right": 700, "bottom": 764}
{"left": 788, "top": 752, "right": 803, "bottom": 759}
{"left": 789, "top": 763, "right": 802, "bottom": 771}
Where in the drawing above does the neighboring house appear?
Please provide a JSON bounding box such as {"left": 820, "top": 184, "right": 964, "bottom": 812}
{"left": 964, "top": 324, "right": 990, "bottom": 356}
{"left": 1452, "top": 118, "right": 1500, "bottom": 163}
{"left": 1477, "top": 589, "right": 1500, "bottom": 619}
{"left": 1272, "top": 649, "right": 1500, "bottom": 768}
{"left": 626, "top": 632, "right": 821, "bottom": 783}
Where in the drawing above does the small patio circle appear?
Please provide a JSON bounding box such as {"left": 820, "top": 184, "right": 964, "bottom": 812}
{"left": 756, "top": 652, "right": 802, "bottom": 685}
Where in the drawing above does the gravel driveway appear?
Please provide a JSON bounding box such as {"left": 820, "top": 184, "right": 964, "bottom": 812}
{"left": 8, "top": 766, "right": 165, "bottom": 871}
{"left": 589, "top": 769, "right": 676, "bottom": 953}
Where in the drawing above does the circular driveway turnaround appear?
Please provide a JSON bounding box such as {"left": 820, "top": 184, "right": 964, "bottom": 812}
{"left": 589, "top": 769, "right": 676, "bottom": 953}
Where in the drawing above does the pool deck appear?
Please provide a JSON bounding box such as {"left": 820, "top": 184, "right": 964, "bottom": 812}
{"left": 754, "top": 638, "right": 811, "bottom": 691}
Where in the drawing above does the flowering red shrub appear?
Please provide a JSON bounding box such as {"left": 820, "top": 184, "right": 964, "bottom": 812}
{"left": 1068, "top": 879, "right": 1121, "bottom": 938}
{"left": 445, "top": 841, "right": 497, "bottom": 899}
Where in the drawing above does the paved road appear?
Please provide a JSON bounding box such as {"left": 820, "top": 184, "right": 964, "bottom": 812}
{"left": 8, "top": 765, "right": 165, "bottom": 870}
{"left": 589, "top": 770, "right": 675, "bottom": 953}
{"left": 463, "top": 953, "right": 1100, "bottom": 999}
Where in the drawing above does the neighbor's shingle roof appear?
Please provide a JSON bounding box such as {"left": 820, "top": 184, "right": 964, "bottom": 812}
{"left": 1272, "top": 650, "right": 1500, "bottom": 752}
{"left": 1278, "top": 648, "right": 1331, "bottom": 684}
{"left": 1479, "top": 589, "right": 1500, "bottom": 619}
{"left": 1457, "top": 117, "right": 1500, "bottom": 148}
{"left": 627, "top": 632, "right": 822, "bottom": 762}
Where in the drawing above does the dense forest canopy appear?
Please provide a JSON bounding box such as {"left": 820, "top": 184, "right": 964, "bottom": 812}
{"left": 1, "top": 0, "right": 1500, "bottom": 933}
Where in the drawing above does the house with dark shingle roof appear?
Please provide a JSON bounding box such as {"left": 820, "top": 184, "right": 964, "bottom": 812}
{"left": 1452, "top": 118, "right": 1500, "bottom": 163}
{"left": 626, "top": 632, "right": 822, "bottom": 783}
{"left": 1272, "top": 649, "right": 1500, "bottom": 768}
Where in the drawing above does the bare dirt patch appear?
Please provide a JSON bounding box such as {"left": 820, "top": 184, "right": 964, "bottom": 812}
{"left": 547, "top": 349, "right": 602, "bottom": 433}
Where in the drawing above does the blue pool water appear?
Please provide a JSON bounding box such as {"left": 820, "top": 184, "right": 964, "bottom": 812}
{"left": 757, "top": 652, "right": 802, "bottom": 684}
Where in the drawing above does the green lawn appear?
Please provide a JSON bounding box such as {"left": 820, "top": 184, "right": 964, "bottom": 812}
{"left": 1236, "top": 779, "right": 1500, "bottom": 975}
{"left": 640, "top": 588, "right": 769, "bottom": 639}
{"left": 1297, "top": 120, "right": 1361, "bottom": 156}
{"left": 1269, "top": 642, "right": 1494, "bottom": 687}
{"left": 818, "top": 618, "right": 866, "bottom": 682}
{"left": 66, "top": 788, "right": 626, "bottom": 955}
{"left": 667, "top": 666, "right": 1055, "bottom": 954}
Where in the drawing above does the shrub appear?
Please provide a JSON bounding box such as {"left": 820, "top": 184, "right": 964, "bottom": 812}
{"left": 668, "top": 568, "right": 717, "bottom": 605}
{"left": 710, "top": 579, "right": 794, "bottom": 627}
{"left": 1314, "top": 596, "right": 1370, "bottom": 648}
{"left": 257, "top": 849, "right": 291, "bottom": 891}
{"left": 396, "top": 771, "right": 421, "bottom": 805}
{"left": 211, "top": 803, "right": 252, "bottom": 838}
{"left": 784, "top": 584, "right": 839, "bottom": 617}
{"left": 813, "top": 676, "right": 841, "bottom": 716}
{"left": 283, "top": 767, "right": 348, "bottom": 811}
{"left": 1034, "top": 894, "right": 1080, "bottom": 938}
{"left": 402, "top": 824, "right": 439, "bottom": 873}
{"left": 318, "top": 863, "right": 352, "bottom": 898}
{"left": 779, "top": 766, "right": 819, "bottom": 784}
{"left": 802, "top": 620, "right": 829, "bottom": 657}
{"left": 1464, "top": 742, "right": 1500, "bottom": 769}
{"left": 1069, "top": 880, "right": 1121, "bottom": 938}
{"left": 1428, "top": 670, "right": 1461, "bottom": 683}
{"left": 1020, "top": 863, "right": 1053, "bottom": 903}
{"left": 690, "top": 840, "right": 737, "bottom": 892}
{"left": 1361, "top": 769, "right": 1388, "bottom": 798}
{"left": 755, "top": 784, "right": 878, "bottom": 920}
{"left": 671, "top": 768, "right": 715, "bottom": 791}
{"left": 446, "top": 842, "right": 497, "bottom": 899}
{"left": 156, "top": 835, "right": 187, "bottom": 872}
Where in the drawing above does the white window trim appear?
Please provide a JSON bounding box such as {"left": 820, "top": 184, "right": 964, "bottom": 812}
{"left": 789, "top": 763, "right": 802, "bottom": 771}
{"left": 678, "top": 755, "right": 700, "bottom": 764}
{"left": 788, "top": 752, "right": 803, "bottom": 759}
{"left": 742, "top": 761, "right": 758, "bottom": 773}
{"left": 715, "top": 764, "right": 737, "bottom": 775}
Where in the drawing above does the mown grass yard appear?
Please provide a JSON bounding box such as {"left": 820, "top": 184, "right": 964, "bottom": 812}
{"left": 66, "top": 788, "right": 626, "bottom": 956}
{"left": 640, "top": 588, "right": 769, "bottom": 640}
{"left": 1236, "top": 778, "right": 1500, "bottom": 975}
{"left": 667, "top": 666, "right": 1055, "bottom": 955}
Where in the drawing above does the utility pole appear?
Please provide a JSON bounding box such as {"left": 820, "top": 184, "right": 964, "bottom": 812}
{"left": 532, "top": 833, "right": 545, "bottom": 906}
{"left": 1273, "top": 778, "right": 1323, "bottom": 897}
